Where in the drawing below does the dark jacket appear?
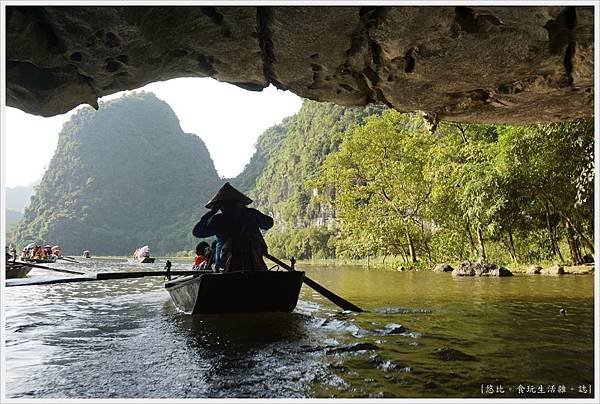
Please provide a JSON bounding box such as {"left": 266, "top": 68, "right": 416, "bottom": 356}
{"left": 192, "top": 207, "right": 273, "bottom": 271}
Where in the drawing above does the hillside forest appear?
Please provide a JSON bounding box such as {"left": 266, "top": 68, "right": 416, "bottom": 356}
{"left": 8, "top": 93, "right": 221, "bottom": 255}
{"left": 7, "top": 93, "right": 594, "bottom": 267}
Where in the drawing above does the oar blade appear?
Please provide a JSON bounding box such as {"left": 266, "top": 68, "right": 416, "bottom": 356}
{"left": 302, "top": 276, "right": 365, "bottom": 312}
{"left": 264, "top": 253, "right": 365, "bottom": 313}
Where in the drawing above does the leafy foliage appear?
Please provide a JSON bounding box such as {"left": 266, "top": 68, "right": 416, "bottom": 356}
{"left": 316, "top": 112, "right": 594, "bottom": 265}
{"left": 237, "top": 100, "right": 386, "bottom": 229}
{"left": 7, "top": 92, "right": 593, "bottom": 266}
{"left": 317, "top": 112, "right": 433, "bottom": 260}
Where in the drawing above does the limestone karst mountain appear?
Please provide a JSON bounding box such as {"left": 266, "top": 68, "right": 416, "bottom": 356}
{"left": 8, "top": 92, "right": 221, "bottom": 255}
{"left": 234, "top": 100, "right": 385, "bottom": 229}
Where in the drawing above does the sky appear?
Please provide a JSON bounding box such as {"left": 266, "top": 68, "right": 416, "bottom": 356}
{"left": 3, "top": 78, "right": 303, "bottom": 188}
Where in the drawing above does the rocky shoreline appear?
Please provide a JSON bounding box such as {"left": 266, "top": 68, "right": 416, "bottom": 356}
{"left": 430, "top": 261, "right": 594, "bottom": 277}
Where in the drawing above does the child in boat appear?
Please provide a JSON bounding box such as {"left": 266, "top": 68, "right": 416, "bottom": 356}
{"left": 192, "top": 241, "right": 210, "bottom": 270}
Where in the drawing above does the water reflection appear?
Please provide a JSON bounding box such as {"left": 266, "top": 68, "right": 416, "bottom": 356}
{"left": 169, "top": 308, "right": 309, "bottom": 347}
{"left": 159, "top": 303, "right": 327, "bottom": 397}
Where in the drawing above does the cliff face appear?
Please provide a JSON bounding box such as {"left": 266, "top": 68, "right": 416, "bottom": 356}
{"left": 8, "top": 92, "right": 221, "bottom": 255}
{"left": 235, "top": 100, "right": 384, "bottom": 230}
{"left": 6, "top": 6, "right": 594, "bottom": 123}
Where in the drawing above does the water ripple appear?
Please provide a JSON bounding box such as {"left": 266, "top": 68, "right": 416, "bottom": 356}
{"left": 4, "top": 260, "right": 594, "bottom": 398}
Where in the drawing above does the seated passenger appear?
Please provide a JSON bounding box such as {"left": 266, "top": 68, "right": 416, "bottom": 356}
{"left": 192, "top": 241, "right": 210, "bottom": 270}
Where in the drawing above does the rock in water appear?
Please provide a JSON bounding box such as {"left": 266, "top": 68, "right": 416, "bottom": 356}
{"left": 542, "top": 265, "right": 565, "bottom": 276}
{"left": 432, "top": 263, "right": 454, "bottom": 272}
{"left": 326, "top": 342, "right": 380, "bottom": 355}
{"left": 432, "top": 347, "right": 479, "bottom": 361}
{"left": 384, "top": 324, "right": 409, "bottom": 334}
{"left": 452, "top": 261, "right": 476, "bottom": 277}
{"left": 452, "top": 261, "right": 513, "bottom": 277}
{"left": 527, "top": 265, "right": 542, "bottom": 274}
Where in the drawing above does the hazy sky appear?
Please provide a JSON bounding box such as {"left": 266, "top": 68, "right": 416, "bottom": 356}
{"left": 3, "top": 78, "right": 303, "bottom": 188}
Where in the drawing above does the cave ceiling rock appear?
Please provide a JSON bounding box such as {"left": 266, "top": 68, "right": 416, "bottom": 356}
{"left": 5, "top": 5, "right": 594, "bottom": 123}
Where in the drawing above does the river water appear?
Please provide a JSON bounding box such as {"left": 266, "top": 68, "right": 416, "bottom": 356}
{"left": 3, "top": 259, "right": 595, "bottom": 399}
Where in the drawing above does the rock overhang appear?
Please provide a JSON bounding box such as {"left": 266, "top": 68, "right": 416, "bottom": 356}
{"left": 5, "top": 5, "right": 594, "bottom": 123}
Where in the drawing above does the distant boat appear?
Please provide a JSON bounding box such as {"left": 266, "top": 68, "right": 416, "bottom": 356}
{"left": 6, "top": 261, "right": 34, "bottom": 279}
{"left": 21, "top": 242, "right": 60, "bottom": 263}
{"left": 24, "top": 256, "right": 57, "bottom": 264}
{"left": 82, "top": 250, "right": 91, "bottom": 258}
{"left": 127, "top": 257, "right": 156, "bottom": 264}
{"left": 165, "top": 270, "right": 304, "bottom": 314}
{"left": 132, "top": 245, "right": 155, "bottom": 263}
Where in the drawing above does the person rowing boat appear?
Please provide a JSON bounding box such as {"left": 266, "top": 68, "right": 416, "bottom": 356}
{"left": 192, "top": 182, "right": 273, "bottom": 272}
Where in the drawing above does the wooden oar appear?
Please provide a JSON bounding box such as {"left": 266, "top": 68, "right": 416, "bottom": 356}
{"left": 59, "top": 256, "right": 80, "bottom": 263}
{"left": 7, "top": 276, "right": 97, "bottom": 287}
{"left": 11, "top": 261, "right": 85, "bottom": 275}
{"left": 264, "top": 253, "right": 365, "bottom": 312}
{"left": 6, "top": 270, "right": 205, "bottom": 287}
{"left": 95, "top": 270, "right": 202, "bottom": 280}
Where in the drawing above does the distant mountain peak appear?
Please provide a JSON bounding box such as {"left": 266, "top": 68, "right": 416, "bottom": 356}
{"left": 8, "top": 93, "right": 221, "bottom": 255}
{"left": 5, "top": 182, "right": 37, "bottom": 213}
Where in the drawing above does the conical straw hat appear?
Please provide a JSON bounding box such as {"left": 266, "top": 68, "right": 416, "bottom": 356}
{"left": 205, "top": 182, "right": 253, "bottom": 209}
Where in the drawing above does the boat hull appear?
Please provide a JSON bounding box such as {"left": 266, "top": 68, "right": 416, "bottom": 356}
{"left": 165, "top": 270, "right": 305, "bottom": 314}
{"left": 140, "top": 257, "right": 155, "bottom": 263}
{"left": 6, "top": 263, "right": 34, "bottom": 279}
{"left": 24, "top": 256, "right": 57, "bottom": 264}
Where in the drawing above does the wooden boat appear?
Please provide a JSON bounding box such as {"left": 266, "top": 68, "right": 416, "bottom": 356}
{"left": 6, "top": 261, "right": 34, "bottom": 279}
{"left": 24, "top": 256, "right": 57, "bottom": 264}
{"left": 127, "top": 256, "right": 156, "bottom": 264}
{"left": 128, "top": 257, "right": 155, "bottom": 263}
{"left": 131, "top": 245, "right": 154, "bottom": 263}
{"left": 165, "top": 270, "right": 305, "bottom": 314}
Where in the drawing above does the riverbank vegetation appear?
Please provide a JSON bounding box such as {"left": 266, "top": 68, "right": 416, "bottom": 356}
{"left": 265, "top": 111, "right": 593, "bottom": 268}
{"left": 7, "top": 95, "right": 593, "bottom": 266}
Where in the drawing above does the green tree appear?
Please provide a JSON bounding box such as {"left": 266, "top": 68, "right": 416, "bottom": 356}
{"left": 318, "top": 111, "right": 434, "bottom": 262}
{"left": 494, "top": 120, "right": 594, "bottom": 264}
